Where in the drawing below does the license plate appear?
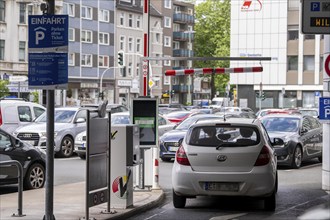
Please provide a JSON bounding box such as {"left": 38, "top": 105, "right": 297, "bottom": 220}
{"left": 24, "top": 140, "right": 35, "bottom": 146}
{"left": 204, "top": 182, "right": 239, "bottom": 192}
{"left": 168, "top": 146, "right": 179, "bottom": 152}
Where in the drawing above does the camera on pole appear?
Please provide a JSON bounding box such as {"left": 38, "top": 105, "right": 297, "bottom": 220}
{"left": 117, "top": 50, "right": 125, "bottom": 67}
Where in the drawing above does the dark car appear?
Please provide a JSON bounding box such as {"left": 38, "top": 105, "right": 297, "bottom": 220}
{"left": 0, "top": 128, "right": 46, "bottom": 189}
{"left": 260, "top": 114, "right": 322, "bottom": 168}
{"left": 159, "top": 114, "right": 224, "bottom": 162}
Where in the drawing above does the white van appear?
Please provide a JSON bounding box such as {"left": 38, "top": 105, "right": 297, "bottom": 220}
{"left": 209, "top": 97, "right": 230, "bottom": 109}
{"left": 0, "top": 98, "right": 46, "bottom": 134}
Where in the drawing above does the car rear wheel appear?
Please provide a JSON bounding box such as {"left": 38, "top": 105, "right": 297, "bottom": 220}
{"left": 58, "top": 136, "right": 74, "bottom": 158}
{"left": 78, "top": 154, "right": 86, "bottom": 159}
{"left": 24, "top": 163, "right": 45, "bottom": 190}
{"left": 264, "top": 191, "right": 276, "bottom": 211}
{"left": 291, "top": 146, "right": 302, "bottom": 169}
{"left": 173, "top": 190, "right": 186, "bottom": 208}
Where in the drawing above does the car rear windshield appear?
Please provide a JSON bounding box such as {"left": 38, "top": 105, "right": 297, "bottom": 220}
{"left": 187, "top": 125, "right": 260, "bottom": 147}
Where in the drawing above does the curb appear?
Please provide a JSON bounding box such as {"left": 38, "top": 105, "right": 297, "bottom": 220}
{"left": 108, "top": 190, "right": 166, "bottom": 220}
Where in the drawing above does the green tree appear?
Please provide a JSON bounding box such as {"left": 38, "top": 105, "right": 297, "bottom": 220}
{"left": 194, "top": 0, "right": 230, "bottom": 98}
{"left": 0, "top": 80, "right": 10, "bottom": 98}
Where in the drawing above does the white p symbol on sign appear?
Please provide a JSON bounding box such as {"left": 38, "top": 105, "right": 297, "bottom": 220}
{"left": 325, "top": 109, "right": 330, "bottom": 118}
{"left": 35, "top": 31, "right": 45, "bottom": 45}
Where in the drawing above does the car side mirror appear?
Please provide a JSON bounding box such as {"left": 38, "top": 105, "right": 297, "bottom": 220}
{"left": 15, "top": 139, "right": 23, "bottom": 148}
{"left": 76, "top": 118, "right": 86, "bottom": 123}
{"left": 272, "top": 138, "right": 284, "bottom": 146}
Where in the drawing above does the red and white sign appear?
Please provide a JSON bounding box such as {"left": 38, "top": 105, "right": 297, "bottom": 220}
{"left": 165, "top": 66, "right": 263, "bottom": 76}
{"left": 325, "top": 54, "right": 330, "bottom": 78}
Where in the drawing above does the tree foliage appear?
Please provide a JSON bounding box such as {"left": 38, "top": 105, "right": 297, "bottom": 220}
{"left": 0, "top": 80, "right": 10, "bottom": 98}
{"left": 194, "top": 0, "right": 230, "bottom": 97}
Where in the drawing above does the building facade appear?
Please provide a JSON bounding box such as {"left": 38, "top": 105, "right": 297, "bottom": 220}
{"left": 230, "top": 0, "right": 324, "bottom": 112}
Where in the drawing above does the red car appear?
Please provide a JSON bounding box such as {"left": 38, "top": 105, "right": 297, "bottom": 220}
{"left": 165, "top": 111, "right": 192, "bottom": 124}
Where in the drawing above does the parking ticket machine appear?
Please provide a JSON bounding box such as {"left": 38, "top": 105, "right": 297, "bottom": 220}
{"left": 110, "top": 124, "right": 139, "bottom": 208}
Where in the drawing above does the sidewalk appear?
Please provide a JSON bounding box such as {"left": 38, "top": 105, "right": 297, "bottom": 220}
{"left": 0, "top": 182, "right": 164, "bottom": 220}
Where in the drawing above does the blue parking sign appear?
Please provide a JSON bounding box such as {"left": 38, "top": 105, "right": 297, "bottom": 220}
{"left": 311, "top": 2, "right": 320, "bottom": 11}
{"left": 319, "top": 97, "right": 330, "bottom": 121}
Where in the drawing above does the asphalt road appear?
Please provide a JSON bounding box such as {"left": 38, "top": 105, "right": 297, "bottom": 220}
{"left": 126, "top": 159, "right": 329, "bottom": 220}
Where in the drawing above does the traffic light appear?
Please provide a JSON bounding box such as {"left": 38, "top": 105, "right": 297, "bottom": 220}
{"left": 261, "top": 92, "right": 266, "bottom": 101}
{"left": 117, "top": 50, "right": 124, "bottom": 67}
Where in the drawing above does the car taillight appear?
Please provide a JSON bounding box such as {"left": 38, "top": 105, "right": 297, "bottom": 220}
{"left": 176, "top": 145, "right": 190, "bottom": 166}
{"left": 254, "top": 145, "right": 270, "bottom": 166}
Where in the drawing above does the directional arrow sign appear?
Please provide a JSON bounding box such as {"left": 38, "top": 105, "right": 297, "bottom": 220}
{"left": 9, "top": 75, "right": 28, "bottom": 82}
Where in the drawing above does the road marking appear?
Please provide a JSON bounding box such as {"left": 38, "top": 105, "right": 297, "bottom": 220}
{"left": 55, "top": 157, "right": 80, "bottom": 161}
{"left": 275, "top": 195, "right": 329, "bottom": 215}
{"left": 209, "top": 213, "right": 248, "bottom": 220}
{"left": 145, "top": 210, "right": 167, "bottom": 220}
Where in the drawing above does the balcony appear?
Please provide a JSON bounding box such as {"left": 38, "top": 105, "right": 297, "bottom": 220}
{"left": 173, "top": 13, "right": 194, "bottom": 24}
{"left": 173, "top": 49, "right": 194, "bottom": 57}
{"left": 173, "top": 32, "right": 195, "bottom": 41}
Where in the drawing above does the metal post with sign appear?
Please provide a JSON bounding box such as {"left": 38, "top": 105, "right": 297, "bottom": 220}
{"left": 28, "top": 1, "right": 68, "bottom": 219}
{"left": 301, "top": 0, "right": 330, "bottom": 34}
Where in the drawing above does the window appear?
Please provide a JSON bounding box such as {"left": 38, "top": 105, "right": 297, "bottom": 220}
{"left": 19, "top": 3, "right": 26, "bottom": 24}
{"left": 34, "top": 107, "right": 45, "bottom": 119}
{"left": 136, "top": 38, "right": 142, "bottom": 53}
{"left": 288, "top": 0, "right": 299, "bottom": 10}
{"left": 173, "top": 41, "right": 180, "bottom": 49}
{"left": 164, "top": 17, "right": 171, "bottom": 28}
{"left": 120, "top": 36, "right": 125, "bottom": 50}
{"left": 128, "top": 62, "right": 133, "bottom": 76}
{"left": 302, "top": 118, "right": 312, "bottom": 131}
{"left": 288, "top": 30, "right": 299, "bottom": 40}
{"left": 164, "top": 36, "right": 171, "bottom": 47}
{"left": 119, "top": 13, "right": 125, "bottom": 26}
{"left": 99, "top": 9, "right": 109, "bottom": 22}
{"left": 128, "top": 37, "right": 133, "bottom": 52}
{"left": 304, "top": 34, "right": 315, "bottom": 40}
{"left": 164, "top": 76, "right": 170, "bottom": 85}
{"left": 19, "top": 41, "right": 26, "bottom": 61}
{"left": 0, "top": 0, "right": 5, "bottom": 22}
{"left": 188, "top": 8, "right": 193, "bottom": 15}
{"left": 303, "top": 55, "right": 315, "bottom": 71}
{"left": 99, "top": 32, "right": 109, "bottom": 45}
{"left": 68, "top": 53, "right": 75, "bottom": 66}
{"left": 155, "top": 33, "right": 160, "bottom": 43}
{"left": 99, "top": 55, "right": 109, "bottom": 67}
{"left": 18, "top": 106, "right": 32, "bottom": 122}
{"left": 81, "top": 54, "right": 92, "bottom": 67}
{"left": 136, "top": 15, "right": 141, "bottom": 28}
{"left": 0, "top": 132, "right": 11, "bottom": 148}
{"left": 283, "top": 91, "right": 297, "bottom": 108}
{"left": 303, "top": 92, "right": 317, "bottom": 108}
{"left": 173, "top": 24, "right": 180, "bottom": 32}
{"left": 164, "top": 56, "right": 171, "bottom": 66}
{"left": 320, "top": 56, "right": 323, "bottom": 71}
{"left": 128, "top": 14, "right": 133, "bottom": 27}
{"left": 81, "top": 30, "right": 92, "bottom": 43}
{"left": 0, "top": 39, "right": 4, "bottom": 60}
{"left": 81, "top": 6, "right": 92, "bottom": 19}
{"left": 69, "top": 28, "right": 75, "bottom": 41}
{"left": 63, "top": 3, "right": 75, "bottom": 17}
{"left": 136, "top": 63, "right": 140, "bottom": 76}
{"left": 164, "top": 0, "right": 171, "bottom": 9}
{"left": 288, "top": 56, "right": 298, "bottom": 70}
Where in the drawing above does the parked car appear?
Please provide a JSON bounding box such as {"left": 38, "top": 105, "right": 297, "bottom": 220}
{"left": 260, "top": 114, "right": 323, "bottom": 168}
{"left": 75, "top": 112, "right": 175, "bottom": 159}
{"left": 164, "top": 111, "right": 192, "bottom": 124}
{"left": 0, "top": 98, "right": 46, "bottom": 134}
{"left": 0, "top": 128, "right": 46, "bottom": 189}
{"left": 298, "top": 108, "right": 319, "bottom": 118}
{"left": 172, "top": 118, "right": 279, "bottom": 210}
{"left": 13, "top": 107, "right": 89, "bottom": 158}
{"left": 81, "top": 103, "right": 128, "bottom": 113}
{"left": 159, "top": 114, "right": 224, "bottom": 162}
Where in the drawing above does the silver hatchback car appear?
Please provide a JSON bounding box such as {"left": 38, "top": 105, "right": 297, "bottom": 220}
{"left": 172, "top": 118, "right": 280, "bottom": 211}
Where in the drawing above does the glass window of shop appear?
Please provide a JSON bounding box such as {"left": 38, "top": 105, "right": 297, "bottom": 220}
{"left": 256, "top": 91, "right": 274, "bottom": 109}
{"left": 283, "top": 91, "right": 297, "bottom": 108}
{"left": 303, "top": 92, "right": 321, "bottom": 108}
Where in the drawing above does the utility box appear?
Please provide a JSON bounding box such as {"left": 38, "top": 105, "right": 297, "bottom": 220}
{"left": 110, "top": 124, "right": 140, "bottom": 208}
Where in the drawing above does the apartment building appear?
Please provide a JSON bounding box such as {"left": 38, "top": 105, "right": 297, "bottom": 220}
{"left": 230, "top": 0, "right": 324, "bottom": 111}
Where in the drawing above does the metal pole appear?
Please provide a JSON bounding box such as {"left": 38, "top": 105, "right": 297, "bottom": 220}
{"left": 322, "top": 34, "right": 330, "bottom": 191}
{"left": 100, "top": 67, "right": 121, "bottom": 102}
{"left": 187, "top": 33, "right": 191, "bottom": 105}
{"left": 44, "top": 1, "right": 55, "bottom": 220}
{"left": 18, "top": 82, "right": 20, "bottom": 98}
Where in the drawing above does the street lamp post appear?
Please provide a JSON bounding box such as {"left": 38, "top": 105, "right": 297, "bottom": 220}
{"left": 99, "top": 66, "right": 121, "bottom": 102}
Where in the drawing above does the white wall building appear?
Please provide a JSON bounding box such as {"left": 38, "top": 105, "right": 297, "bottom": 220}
{"left": 230, "top": 0, "right": 324, "bottom": 111}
